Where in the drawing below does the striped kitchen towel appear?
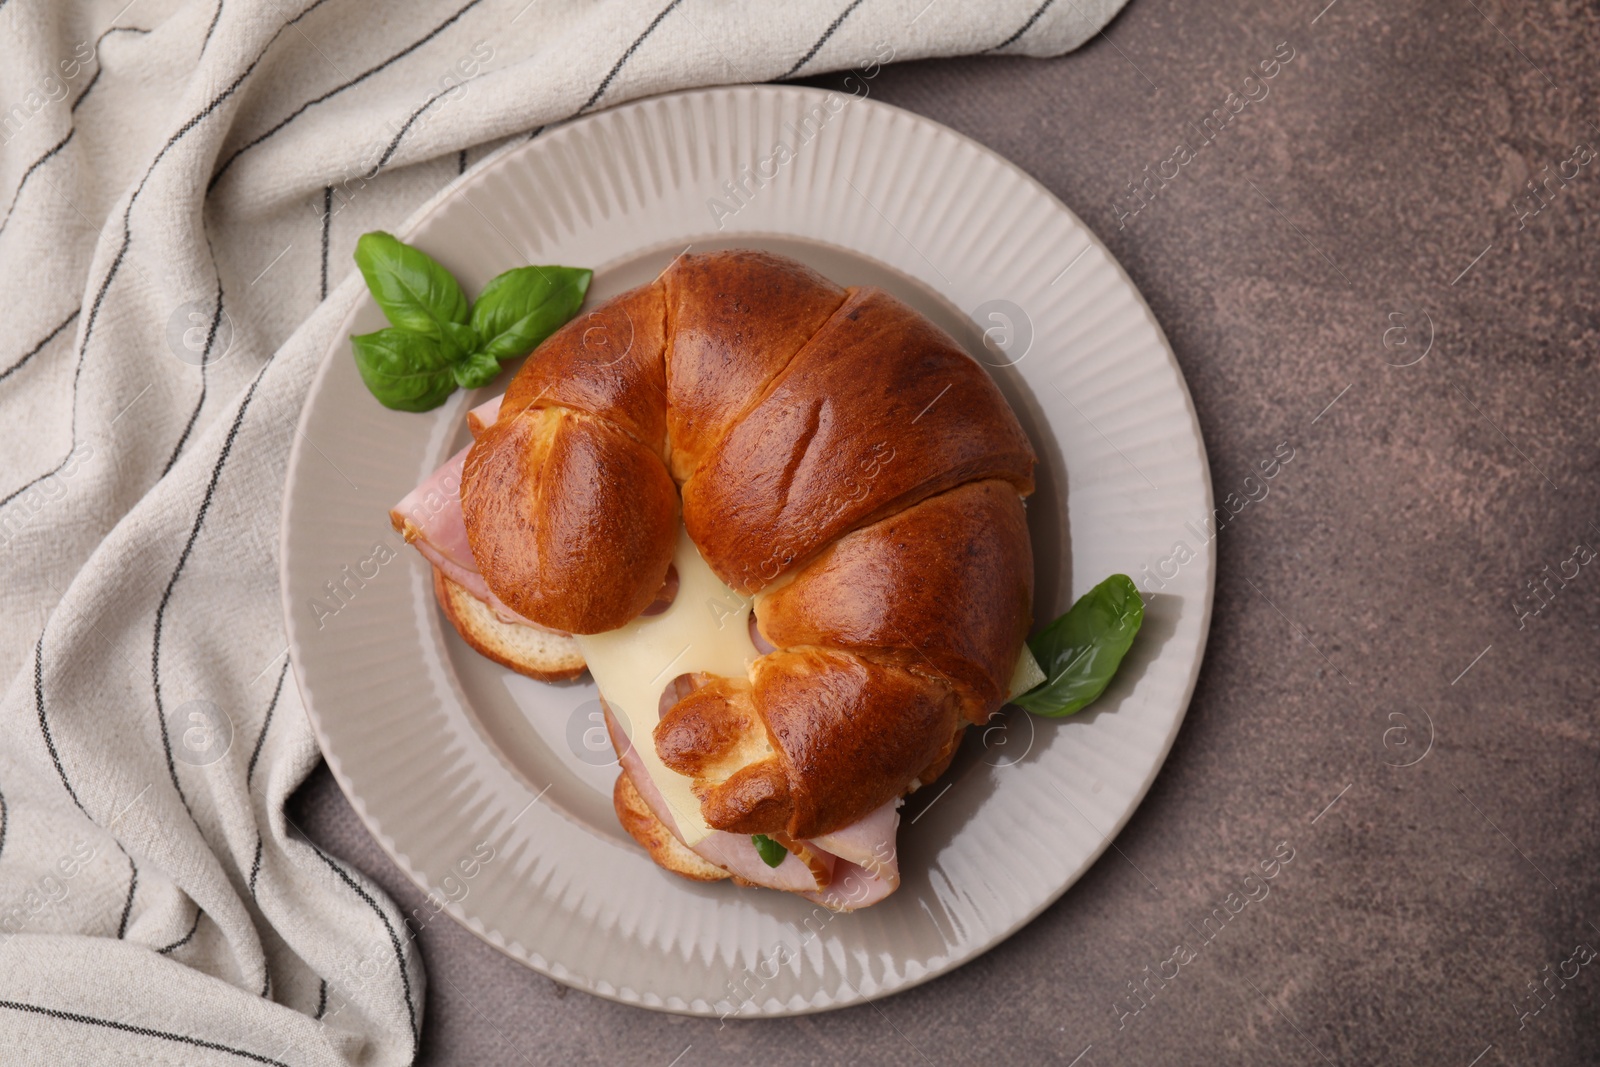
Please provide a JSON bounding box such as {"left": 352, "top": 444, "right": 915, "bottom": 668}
{"left": 0, "top": 0, "right": 1124, "bottom": 1062}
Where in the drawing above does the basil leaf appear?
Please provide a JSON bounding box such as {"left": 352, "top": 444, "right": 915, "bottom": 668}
{"left": 438, "top": 320, "right": 478, "bottom": 361}
{"left": 452, "top": 349, "right": 501, "bottom": 390}
{"left": 1012, "top": 574, "right": 1144, "bottom": 717}
{"left": 353, "top": 231, "right": 470, "bottom": 341}
{"left": 349, "top": 328, "right": 459, "bottom": 412}
{"left": 347, "top": 231, "right": 591, "bottom": 412}
{"left": 470, "top": 265, "right": 592, "bottom": 362}
{"left": 751, "top": 834, "right": 788, "bottom": 868}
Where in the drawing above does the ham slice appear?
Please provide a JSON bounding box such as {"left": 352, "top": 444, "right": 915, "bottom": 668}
{"left": 606, "top": 704, "right": 901, "bottom": 907}
{"left": 802, "top": 859, "right": 898, "bottom": 910}
{"left": 467, "top": 393, "right": 503, "bottom": 437}
{"left": 813, "top": 798, "right": 900, "bottom": 875}
{"left": 800, "top": 800, "right": 901, "bottom": 908}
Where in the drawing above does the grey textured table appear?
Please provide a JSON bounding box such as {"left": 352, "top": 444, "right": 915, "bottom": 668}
{"left": 289, "top": 2, "right": 1600, "bottom": 1062}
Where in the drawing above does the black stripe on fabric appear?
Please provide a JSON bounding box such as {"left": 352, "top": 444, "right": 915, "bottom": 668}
{"left": 0, "top": 185, "right": 135, "bottom": 509}
{"left": 161, "top": 273, "right": 224, "bottom": 477}
{"left": 71, "top": 69, "right": 101, "bottom": 111}
{"left": 308, "top": 845, "right": 417, "bottom": 1053}
{"left": 0, "top": 129, "right": 75, "bottom": 238}
{"left": 375, "top": 82, "right": 466, "bottom": 172}
{"left": 152, "top": 366, "right": 269, "bottom": 819}
{"left": 248, "top": 836, "right": 263, "bottom": 898}
{"left": 209, "top": 0, "right": 486, "bottom": 191}
{"left": 35, "top": 638, "right": 87, "bottom": 815}
{"left": 779, "top": 0, "right": 867, "bottom": 79}
{"left": 371, "top": 2, "right": 507, "bottom": 174}
{"left": 0, "top": 1000, "right": 292, "bottom": 1066}
{"left": 992, "top": 0, "right": 1056, "bottom": 51}
{"left": 0, "top": 0, "right": 332, "bottom": 525}
{"left": 314, "top": 980, "right": 327, "bottom": 1020}
{"left": 202, "top": 0, "right": 224, "bottom": 54}
{"left": 71, "top": 26, "right": 154, "bottom": 114}
{"left": 157, "top": 907, "right": 202, "bottom": 954}
{"left": 86, "top": 0, "right": 336, "bottom": 354}
{"left": 0, "top": 440, "right": 71, "bottom": 511}
{"left": 0, "top": 783, "right": 7, "bottom": 862}
{"left": 116, "top": 849, "right": 137, "bottom": 938}
{"left": 318, "top": 187, "right": 332, "bottom": 301}
{"left": 247, "top": 661, "right": 288, "bottom": 790}
{"left": 0, "top": 308, "right": 78, "bottom": 388}
{"left": 457, "top": 148, "right": 467, "bottom": 174}
{"left": 502, "top": 5, "right": 677, "bottom": 161}
{"left": 578, "top": 0, "right": 684, "bottom": 115}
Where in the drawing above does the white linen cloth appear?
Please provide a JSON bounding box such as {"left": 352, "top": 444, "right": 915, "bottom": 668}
{"left": 0, "top": 0, "right": 1123, "bottom": 1061}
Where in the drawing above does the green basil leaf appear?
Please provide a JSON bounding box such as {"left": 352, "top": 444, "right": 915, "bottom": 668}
{"left": 438, "top": 320, "right": 479, "bottom": 361}
{"left": 452, "top": 349, "right": 501, "bottom": 390}
{"left": 349, "top": 328, "right": 459, "bottom": 412}
{"left": 353, "top": 231, "right": 470, "bottom": 341}
{"left": 751, "top": 834, "right": 788, "bottom": 868}
{"left": 1012, "top": 574, "right": 1144, "bottom": 717}
{"left": 469, "top": 265, "right": 592, "bottom": 362}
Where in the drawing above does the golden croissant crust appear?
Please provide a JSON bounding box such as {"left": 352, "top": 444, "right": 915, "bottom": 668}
{"left": 462, "top": 250, "right": 1035, "bottom": 840}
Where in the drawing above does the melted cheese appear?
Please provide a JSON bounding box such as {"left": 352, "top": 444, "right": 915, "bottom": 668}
{"left": 576, "top": 527, "right": 1045, "bottom": 846}
{"left": 574, "top": 527, "right": 756, "bottom": 846}
{"left": 1008, "top": 642, "right": 1046, "bottom": 699}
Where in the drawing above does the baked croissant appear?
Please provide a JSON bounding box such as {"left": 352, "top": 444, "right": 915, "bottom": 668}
{"left": 394, "top": 250, "right": 1035, "bottom": 908}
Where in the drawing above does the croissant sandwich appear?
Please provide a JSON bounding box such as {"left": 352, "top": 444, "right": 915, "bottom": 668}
{"left": 391, "top": 250, "right": 1039, "bottom": 910}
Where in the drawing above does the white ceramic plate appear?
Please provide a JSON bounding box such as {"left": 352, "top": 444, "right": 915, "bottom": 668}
{"left": 282, "top": 85, "right": 1213, "bottom": 1017}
